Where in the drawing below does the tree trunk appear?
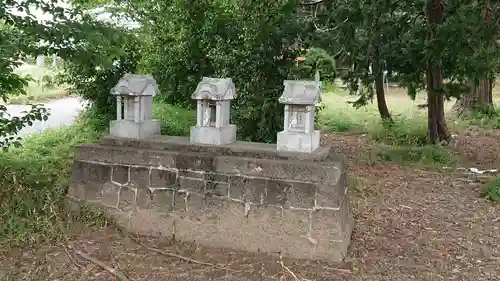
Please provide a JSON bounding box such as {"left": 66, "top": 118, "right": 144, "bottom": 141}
{"left": 452, "top": 3, "right": 495, "bottom": 117}
{"left": 426, "top": 0, "right": 451, "bottom": 144}
{"left": 373, "top": 47, "right": 392, "bottom": 121}
{"left": 452, "top": 78, "right": 494, "bottom": 117}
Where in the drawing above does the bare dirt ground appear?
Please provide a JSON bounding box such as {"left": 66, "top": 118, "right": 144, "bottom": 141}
{"left": 1, "top": 132, "right": 500, "bottom": 281}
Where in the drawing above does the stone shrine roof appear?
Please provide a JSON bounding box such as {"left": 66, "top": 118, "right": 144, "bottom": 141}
{"left": 191, "top": 77, "right": 236, "bottom": 101}
{"left": 279, "top": 80, "right": 322, "bottom": 105}
{"left": 111, "top": 74, "right": 159, "bottom": 96}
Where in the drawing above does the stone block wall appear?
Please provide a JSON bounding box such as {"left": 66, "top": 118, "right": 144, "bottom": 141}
{"left": 68, "top": 136, "right": 353, "bottom": 262}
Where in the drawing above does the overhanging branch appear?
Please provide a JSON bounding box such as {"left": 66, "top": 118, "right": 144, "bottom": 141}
{"left": 300, "top": 0, "right": 324, "bottom": 6}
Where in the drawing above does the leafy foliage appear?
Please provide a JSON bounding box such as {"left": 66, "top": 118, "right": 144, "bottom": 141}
{"left": 289, "top": 47, "right": 337, "bottom": 82}
{"left": 109, "top": 0, "right": 304, "bottom": 142}
{"left": 59, "top": 25, "right": 140, "bottom": 121}
{"left": 0, "top": 20, "right": 49, "bottom": 148}
{"left": 152, "top": 99, "right": 196, "bottom": 136}
{"left": 306, "top": 0, "right": 408, "bottom": 106}
{"left": 221, "top": 0, "right": 304, "bottom": 142}
{"left": 68, "top": 0, "right": 307, "bottom": 142}
{"left": 0, "top": 0, "right": 112, "bottom": 147}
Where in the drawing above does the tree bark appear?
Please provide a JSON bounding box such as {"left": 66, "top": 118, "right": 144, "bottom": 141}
{"left": 373, "top": 46, "right": 392, "bottom": 121}
{"left": 452, "top": 78, "right": 494, "bottom": 117}
{"left": 426, "top": 0, "right": 451, "bottom": 144}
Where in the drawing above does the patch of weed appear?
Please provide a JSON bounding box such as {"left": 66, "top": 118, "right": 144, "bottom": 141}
{"left": 318, "top": 110, "right": 363, "bottom": 132}
{"left": 463, "top": 106, "right": 500, "bottom": 129}
{"left": 369, "top": 117, "right": 428, "bottom": 146}
{"left": 0, "top": 115, "right": 102, "bottom": 249}
{"left": 366, "top": 145, "right": 456, "bottom": 168}
{"left": 348, "top": 175, "right": 369, "bottom": 196}
{"left": 482, "top": 177, "right": 500, "bottom": 202}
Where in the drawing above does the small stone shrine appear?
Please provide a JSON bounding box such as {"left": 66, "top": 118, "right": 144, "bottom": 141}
{"left": 277, "top": 75, "right": 322, "bottom": 153}
{"left": 190, "top": 77, "right": 237, "bottom": 145}
{"left": 109, "top": 74, "right": 161, "bottom": 139}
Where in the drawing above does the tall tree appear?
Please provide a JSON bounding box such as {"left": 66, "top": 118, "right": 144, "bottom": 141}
{"left": 371, "top": 14, "right": 392, "bottom": 121}
{"left": 452, "top": 1, "right": 500, "bottom": 117}
{"left": 426, "top": 0, "right": 451, "bottom": 143}
{"left": 303, "top": 0, "right": 416, "bottom": 122}
{"left": 310, "top": 0, "right": 500, "bottom": 143}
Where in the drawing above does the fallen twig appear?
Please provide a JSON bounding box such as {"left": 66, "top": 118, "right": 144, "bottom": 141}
{"left": 75, "top": 250, "right": 130, "bottom": 281}
{"left": 279, "top": 252, "right": 300, "bottom": 281}
{"left": 61, "top": 245, "right": 84, "bottom": 270}
{"left": 147, "top": 246, "right": 240, "bottom": 272}
{"left": 129, "top": 236, "right": 239, "bottom": 273}
{"left": 322, "top": 265, "right": 352, "bottom": 274}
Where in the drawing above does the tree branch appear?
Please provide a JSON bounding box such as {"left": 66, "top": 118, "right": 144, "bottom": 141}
{"left": 300, "top": 0, "right": 325, "bottom": 6}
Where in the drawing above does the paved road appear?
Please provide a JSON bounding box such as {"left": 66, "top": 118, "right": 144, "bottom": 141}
{"left": 5, "top": 97, "right": 87, "bottom": 138}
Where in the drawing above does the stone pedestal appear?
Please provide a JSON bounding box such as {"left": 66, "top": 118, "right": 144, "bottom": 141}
{"left": 68, "top": 135, "right": 353, "bottom": 262}
{"left": 277, "top": 130, "right": 320, "bottom": 153}
{"left": 110, "top": 120, "right": 161, "bottom": 139}
{"left": 190, "top": 125, "right": 236, "bottom": 145}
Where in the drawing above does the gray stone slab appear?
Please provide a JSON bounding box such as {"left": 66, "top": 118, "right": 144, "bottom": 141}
{"left": 277, "top": 130, "right": 320, "bottom": 153}
{"left": 190, "top": 125, "right": 236, "bottom": 145}
{"left": 98, "top": 135, "right": 332, "bottom": 161}
{"left": 110, "top": 120, "right": 160, "bottom": 139}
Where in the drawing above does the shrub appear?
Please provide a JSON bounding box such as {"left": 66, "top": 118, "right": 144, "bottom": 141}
{"left": 153, "top": 99, "right": 196, "bottom": 136}
{"left": 41, "top": 75, "right": 55, "bottom": 88}
{"left": 289, "top": 47, "right": 337, "bottom": 82}
{"left": 140, "top": 0, "right": 304, "bottom": 142}
{"left": 464, "top": 106, "right": 500, "bottom": 129}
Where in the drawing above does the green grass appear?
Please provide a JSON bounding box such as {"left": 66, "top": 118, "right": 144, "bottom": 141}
{"left": 366, "top": 145, "right": 457, "bottom": 168}
{"left": 317, "top": 85, "right": 457, "bottom": 134}
{"left": 0, "top": 113, "right": 103, "bottom": 249}
{"left": 458, "top": 106, "right": 500, "bottom": 130}
{"left": 317, "top": 86, "right": 460, "bottom": 168}
{"left": 482, "top": 177, "right": 500, "bottom": 203}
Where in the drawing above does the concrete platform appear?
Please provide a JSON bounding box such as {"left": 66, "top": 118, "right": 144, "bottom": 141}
{"left": 68, "top": 136, "right": 353, "bottom": 262}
